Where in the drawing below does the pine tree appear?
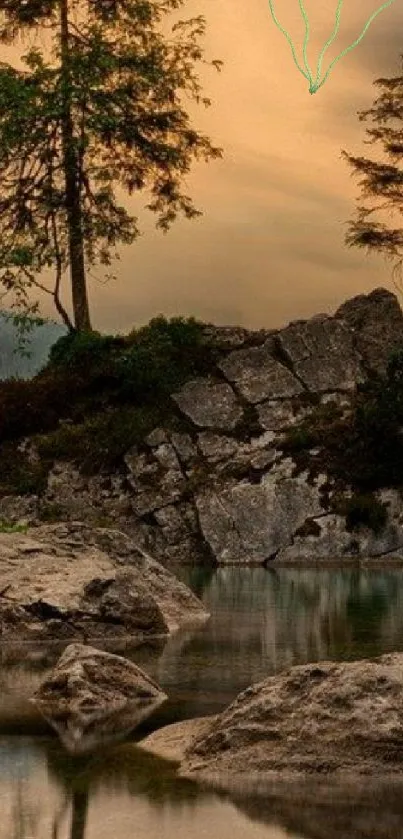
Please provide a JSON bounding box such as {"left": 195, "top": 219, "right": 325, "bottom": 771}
{"left": 341, "top": 55, "right": 403, "bottom": 286}
{"left": 0, "top": 0, "right": 223, "bottom": 356}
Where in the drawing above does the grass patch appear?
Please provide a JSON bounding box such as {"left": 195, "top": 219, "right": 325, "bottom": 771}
{"left": 0, "top": 519, "right": 29, "bottom": 533}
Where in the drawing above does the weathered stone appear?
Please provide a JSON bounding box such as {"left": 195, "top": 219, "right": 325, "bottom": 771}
{"left": 257, "top": 399, "right": 312, "bottom": 431}
{"left": 277, "top": 315, "right": 363, "bottom": 392}
{"left": 195, "top": 461, "right": 323, "bottom": 564}
{"left": 139, "top": 716, "right": 216, "bottom": 763}
{"left": 145, "top": 427, "right": 170, "bottom": 447}
{"left": 248, "top": 449, "right": 277, "bottom": 470}
{"left": 3, "top": 287, "right": 403, "bottom": 570}
{"left": 123, "top": 449, "right": 160, "bottom": 484}
{"left": 33, "top": 643, "right": 167, "bottom": 753}
{"left": 200, "top": 324, "right": 275, "bottom": 351}
{"left": 320, "top": 392, "right": 351, "bottom": 408}
{"left": 44, "top": 461, "right": 93, "bottom": 517}
{"left": 128, "top": 476, "right": 187, "bottom": 517}
{"left": 170, "top": 432, "right": 199, "bottom": 465}
{"left": 153, "top": 443, "right": 182, "bottom": 471}
{"left": 123, "top": 446, "right": 187, "bottom": 515}
{"left": 274, "top": 514, "right": 356, "bottom": 562}
{"left": 219, "top": 343, "right": 304, "bottom": 403}
{"left": 171, "top": 377, "right": 244, "bottom": 430}
{"left": 154, "top": 504, "right": 193, "bottom": 545}
{"left": 176, "top": 653, "right": 403, "bottom": 782}
{"left": 161, "top": 535, "right": 214, "bottom": 567}
{"left": 336, "top": 287, "right": 403, "bottom": 376}
{"left": 197, "top": 433, "right": 239, "bottom": 463}
{"left": 0, "top": 522, "right": 208, "bottom": 641}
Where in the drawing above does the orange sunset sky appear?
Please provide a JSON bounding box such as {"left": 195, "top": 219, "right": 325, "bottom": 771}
{"left": 2, "top": 0, "right": 403, "bottom": 336}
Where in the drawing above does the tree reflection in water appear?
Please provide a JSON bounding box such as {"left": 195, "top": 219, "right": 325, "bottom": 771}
{"left": 11, "top": 777, "right": 39, "bottom": 839}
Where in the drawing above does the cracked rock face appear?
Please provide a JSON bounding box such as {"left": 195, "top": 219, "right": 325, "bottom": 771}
{"left": 33, "top": 643, "right": 167, "bottom": 753}
{"left": 171, "top": 377, "right": 244, "bottom": 430}
{"left": 277, "top": 315, "right": 364, "bottom": 392}
{"left": 335, "top": 287, "right": 403, "bottom": 375}
{"left": 218, "top": 344, "right": 304, "bottom": 403}
{"left": 195, "top": 462, "right": 323, "bottom": 564}
{"left": 2, "top": 288, "right": 403, "bottom": 568}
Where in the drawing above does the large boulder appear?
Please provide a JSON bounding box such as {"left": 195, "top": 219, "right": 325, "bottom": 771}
{"left": 33, "top": 643, "right": 167, "bottom": 753}
{"left": 166, "top": 653, "right": 403, "bottom": 782}
{"left": 0, "top": 522, "right": 208, "bottom": 642}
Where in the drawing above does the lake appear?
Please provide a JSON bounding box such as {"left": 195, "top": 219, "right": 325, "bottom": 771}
{"left": 1, "top": 566, "right": 403, "bottom": 839}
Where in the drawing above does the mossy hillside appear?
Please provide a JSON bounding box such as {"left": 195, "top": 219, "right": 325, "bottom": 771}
{"left": 0, "top": 315, "right": 221, "bottom": 496}
{"left": 2, "top": 316, "right": 403, "bottom": 539}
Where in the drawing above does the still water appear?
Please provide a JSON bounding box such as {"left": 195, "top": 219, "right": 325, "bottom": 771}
{"left": 2, "top": 566, "right": 403, "bottom": 839}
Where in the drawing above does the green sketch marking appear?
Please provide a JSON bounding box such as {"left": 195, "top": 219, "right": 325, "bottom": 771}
{"left": 267, "top": 0, "right": 397, "bottom": 93}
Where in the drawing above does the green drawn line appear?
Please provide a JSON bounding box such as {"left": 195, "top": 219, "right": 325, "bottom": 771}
{"left": 267, "top": 0, "right": 398, "bottom": 93}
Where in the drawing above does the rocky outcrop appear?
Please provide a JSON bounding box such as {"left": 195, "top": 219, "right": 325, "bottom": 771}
{"left": 140, "top": 652, "right": 403, "bottom": 783}
{"left": 1, "top": 287, "right": 403, "bottom": 566}
{"left": 195, "top": 460, "right": 326, "bottom": 564}
{"left": 0, "top": 521, "right": 208, "bottom": 641}
{"left": 335, "top": 287, "right": 403, "bottom": 375}
{"left": 34, "top": 643, "right": 167, "bottom": 753}
{"left": 218, "top": 343, "right": 304, "bottom": 402}
{"left": 276, "top": 314, "right": 363, "bottom": 392}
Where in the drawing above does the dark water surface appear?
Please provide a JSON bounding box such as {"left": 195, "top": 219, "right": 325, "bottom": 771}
{"left": 2, "top": 567, "right": 403, "bottom": 839}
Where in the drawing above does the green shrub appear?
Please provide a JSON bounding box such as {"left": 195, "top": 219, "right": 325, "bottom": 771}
{"left": 343, "top": 493, "right": 388, "bottom": 534}
{"left": 0, "top": 370, "right": 92, "bottom": 440}
{"left": 0, "top": 316, "right": 215, "bottom": 446}
{"left": 114, "top": 315, "right": 215, "bottom": 401}
{"left": 0, "top": 519, "right": 29, "bottom": 533}
{"left": 282, "top": 424, "right": 318, "bottom": 452}
{"left": 48, "top": 329, "right": 122, "bottom": 371}
{"left": 0, "top": 442, "right": 50, "bottom": 497}
{"left": 327, "top": 350, "right": 403, "bottom": 490}
{"left": 34, "top": 403, "right": 170, "bottom": 476}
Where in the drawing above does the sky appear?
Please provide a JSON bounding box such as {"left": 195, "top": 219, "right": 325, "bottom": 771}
{"left": 2, "top": 0, "right": 403, "bottom": 336}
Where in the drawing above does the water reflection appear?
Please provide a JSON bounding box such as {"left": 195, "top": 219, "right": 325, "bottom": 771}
{"left": 2, "top": 567, "right": 403, "bottom": 839}
{"left": 1, "top": 737, "right": 295, "bottom": 839}
{"left": 150, "top": 567, "right": 403, "bottom": 720}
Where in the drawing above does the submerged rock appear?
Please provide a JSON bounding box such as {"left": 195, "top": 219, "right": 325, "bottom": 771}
{"left": 33, "top": 643, "right": 167, "bottom": 753}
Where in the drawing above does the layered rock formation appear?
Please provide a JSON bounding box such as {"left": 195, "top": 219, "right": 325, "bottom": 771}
{"left": 1, "top": 287, "right": 403, "bottom": 566}
{"left": 0, "top": 521, "right": 208, "bottom": 641}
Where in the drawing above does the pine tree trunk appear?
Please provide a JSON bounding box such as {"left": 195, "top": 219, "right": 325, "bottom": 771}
{"left": 60, "top": 0, "right": 92, "bottom": 332}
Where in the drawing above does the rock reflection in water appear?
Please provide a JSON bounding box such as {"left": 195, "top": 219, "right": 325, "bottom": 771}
{"left": 39, "top": 696, "right": 167, "bottom": 755}
{"left": 1, "top": 738, "right": 297, "bottom": 839}
{"left": 2, "top": 568, "right": 403, "bottom": 838}
{"left": 227, "top": 776, "right": 403, "bottom": 839}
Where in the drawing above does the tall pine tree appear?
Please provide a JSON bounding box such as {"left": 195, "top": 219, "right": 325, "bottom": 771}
{"left": 342, "top": 55, "right": 403, "bottom": 286}
{"left": 0, "top": 0, "right": 223, "bottom": 355}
